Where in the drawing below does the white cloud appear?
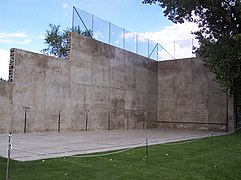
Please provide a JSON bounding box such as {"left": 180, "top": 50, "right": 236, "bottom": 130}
{"left": 0, "top": 32, "right": 30, "bottom": 45}
{"left": 0, "top": 39, "right": 13, "bottom": 44}
{"left": 119, "top": 22, "right": 199, "bottom": 60}
{"left": 0, "top": 49, "right": 10, "bottom": 80}
{"left": 140, "top": 22, "right": 198, "bottom": 42}
{"left": 62, "top": 3, "right": 69, "bottom": 9}
{"left": 139, "top": 21, "right": 199, "bottom": 60}
{"left": 18, "top": 38, "right": 32, "bottom": 45}
{"left": 37, "top": 35, "right": 45, "bottom": 39}
{"left": 0, "top": 32, "right": 27, "bottom": 39}
{"left": 93, "top": 31, "right": 104, "bottom": 40}
{"left": 124, "top": 32, "right": 135, "bottom": 42}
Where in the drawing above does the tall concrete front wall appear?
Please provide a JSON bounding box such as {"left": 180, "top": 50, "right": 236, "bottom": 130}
{"left": 69, "top": 33, "right": 158, "bottom": 131}
{"left": 0, "top": 32, "right": 234, "bottom": 133}
{"left": 157, "top": 58, "right": 231, "bottom": 131}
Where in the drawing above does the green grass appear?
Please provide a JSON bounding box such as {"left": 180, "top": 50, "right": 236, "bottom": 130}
{"left": 1, "top": 133, "right": 241, "bottom": 179}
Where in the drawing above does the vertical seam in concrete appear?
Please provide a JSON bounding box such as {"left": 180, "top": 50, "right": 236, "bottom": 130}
{"left": 108, "top": 49, "right": 112, "bottom": 130}
{"left": 108, "top": 54, "right": 111, "bottom": 130}
{"left": 90, "top": 39, "right": 94, "bottom": 130}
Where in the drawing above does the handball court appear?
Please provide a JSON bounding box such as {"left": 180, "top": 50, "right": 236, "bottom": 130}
{"left": 0, "top": 129, "right": 224, "bottom": 161}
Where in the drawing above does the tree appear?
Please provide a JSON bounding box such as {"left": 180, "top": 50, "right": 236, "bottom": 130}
{"left": 42, "top": 24, "right": 68, "bottom": 59}
{"left": 42, "top": 24, "right": 92, "bottom": 59}
{"left": 0, "top": 77, "right": 7, "bottom": 82}
{"left": 143, "top": 0, "right": 241, "bottom": 91}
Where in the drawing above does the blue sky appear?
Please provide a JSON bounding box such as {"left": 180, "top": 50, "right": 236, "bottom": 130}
{"left": 0, "top": 0, "right": 198, "bottom": 79}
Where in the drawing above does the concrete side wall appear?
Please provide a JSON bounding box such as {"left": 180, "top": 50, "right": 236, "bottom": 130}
{"left": 157, "top": 58, "right": 230, "bottom": 131}
{"left": 70, "top": 33, "right": 158, "bottom": 131}
{"left": 0, "top": 83, "right": 12, "bottom": 133}
{"left": 10, "top": 49, "right": 71, "bottom": 133}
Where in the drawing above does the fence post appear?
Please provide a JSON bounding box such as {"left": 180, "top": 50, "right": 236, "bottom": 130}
{"left": 23, "top": 106, "right": 29, "bottom": 133}
{"left": 192, "top": 38, "right": 194, "bottom": 58}
{"left": 108, "top": 112, "right": 111, "bottom": 130}
{"left": 148, "top": 39, "right": 150, "bottom": 58}
{"left": 109, "top": 22, "right": 111, "bottom": 45}
{"left": 91, "top": 14, "right": 94, "bottom": 34}
{"left": 157, "top": 44, "right": 159, "bottom": 61}
{"left": 146, "top": 138, "right": 149, "bottom": 164}
{"left": 24, "top": 109, "right": 27, "bottom": 133}
{"left": 127, "top": 114, "right": 129, "bottom": 130}
{"left": 6, "top": 133, "right": 12, "bottom": 180}
{"left": 85, "top": 110, "right": 89, "bottom": 131}
{"left": 211, "top": 132, "right": 214, "bottom": 145}
{"left": 58, "top": 111, "right": 61, "bottom": 133}
{"left": 72, "top": 6, "right": 75, "bottom": 32}
{"left": 174, "top": 40, "right": 176, "bottom": 60}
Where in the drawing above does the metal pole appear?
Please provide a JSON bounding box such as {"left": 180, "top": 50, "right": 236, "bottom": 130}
{"left": 123, "top": 28, "right": 125, "bottom": 50}
{"left": 127, "top": 115, "right": 129, "bottom": 130}
{"left": 24, "top": 109, "right": 27, "bottom": 133}
{"left": 191, "top": 38, "right": 194, "bottom": 58}
{"left": 174, "top": 40, "right": 175, "bottom": 60}
{"left": 234, "top": 88, "right": 238, "bottom": 133}
{"left": 148, "top": 39, "right": 150, "bottom": 58}
{"left": 226, "top": 92, "right": 229, "bottom": 132}
{"left": 6, "top": 133, "right": 12, "bottom": 180}
{"left": 73, "top": 6, "right": 89, "bottom": 32}
{"left": 85, "top": 110, "right": 89, "bottom": 131}
{"left": 157, "top": 44, "right": 159, "bottom": 61}
{"left": 211, "top": 133, "right": 214, "bottom": 145}
{"left": 23, "top": 106, "right": 29, "bottom": 133}
{"left": 91, "top": 14, "right": 94, "bottom": 36}
{"left": 108, "top": 112, "right": 111, "bottom": 130}
{"left": 146, "top": 138, "right": 149, "bottom": 164}
{"left": 72, "top": 6, "right": 75, "bottom": 32}
{"left": 136, "top": 34, "right": 138, "bottom": 54}
{"left": 58, "top": 111, "right": 61, "bottom": 133}
{"left": 109, "top": 22, "right": 111, "bottom": 45}
{"left": 148, "top": 43, "right": 158, "bottom": 58}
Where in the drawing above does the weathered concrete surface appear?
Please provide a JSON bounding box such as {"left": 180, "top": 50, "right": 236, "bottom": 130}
{"left": 0, "top": 83, "right": 12, "bottom": 133}
{"left": 0, "top": 32, "right": 234, "bottom": 133}
{"left": 157, "top": 58, "right": 231, "bottom": 131}
{"left": 70, "top": 33, "right": 158, "bottom": 131}
{"left": 0, "top": 33, "right": 157, "bottom": 133}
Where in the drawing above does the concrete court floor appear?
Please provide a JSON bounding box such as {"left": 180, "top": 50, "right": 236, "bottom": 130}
{"left": 0, "top": 129, "right": 225, "bottom": 161}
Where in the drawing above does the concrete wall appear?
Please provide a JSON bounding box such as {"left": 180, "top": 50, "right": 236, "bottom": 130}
{"left": 69, "top": 33, "right": 158, "bottom": 131}
{"left": 157, "top": 58, "right": 231, "bottom": 131}
{"left": 0, "top": 33, "right": 157, "bottom": 133}
{"left": 0, "top": 32, "right": 234, "bottom": 133}
{"left": 0, "top": 83, "right": 12, "bottom": 133}
{"left": 10, "top": 49, "right": 71, "bottom": 133}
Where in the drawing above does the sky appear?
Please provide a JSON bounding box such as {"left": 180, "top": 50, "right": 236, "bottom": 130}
{"left": 0, "top": 0, "right": 198, "bottom": 80}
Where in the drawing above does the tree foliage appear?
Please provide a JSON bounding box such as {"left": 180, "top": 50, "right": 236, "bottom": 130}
{"left": 42, "top": 24, "right": 92, "bottom": 59}
{"left": 0, "top": 77, "right": 7, "bottom": 82}
{"left": 42, "top": 24, "right": 68, "bottom": 59}
{"left": 143, "top": 0, "right": 241, "bottom": 91}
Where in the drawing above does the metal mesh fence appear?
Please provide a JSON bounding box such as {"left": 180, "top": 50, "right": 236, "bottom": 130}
{"left": 72, "top": 7, "right": 198, "bottom": 61}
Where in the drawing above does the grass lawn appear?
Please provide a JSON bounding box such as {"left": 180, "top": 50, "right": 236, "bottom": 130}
{"left": 1, "top": 133, "right": 241, "bottom": 180}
